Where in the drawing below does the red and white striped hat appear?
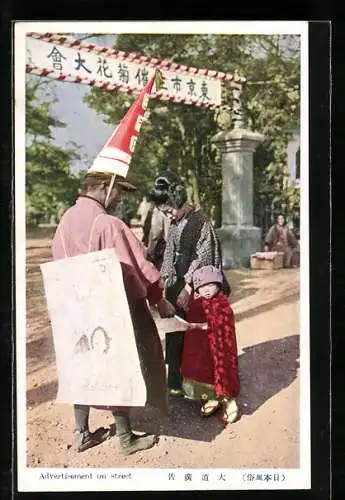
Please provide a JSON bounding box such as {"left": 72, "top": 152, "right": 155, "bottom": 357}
{"left": 87, "top": 70, "right": 161, "bottom": 188}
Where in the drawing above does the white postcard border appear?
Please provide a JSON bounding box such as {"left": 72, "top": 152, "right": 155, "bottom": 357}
{"left": 15, "top": 20, "right": 310, "bottom": 492}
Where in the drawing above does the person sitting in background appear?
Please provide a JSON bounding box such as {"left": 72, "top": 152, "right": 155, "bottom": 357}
{"left": 264, "top": 214, "right": 299, "bottom": 268}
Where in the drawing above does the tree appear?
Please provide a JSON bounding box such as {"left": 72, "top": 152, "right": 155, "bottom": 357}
{"left": 84, "top": 34, "right": 301, "bottom": 227}
{"left": 26, "top": 76, "right": 82, "bottom": 225}
{"left": 238, "top": 35, "right": 301, "bottom": 221}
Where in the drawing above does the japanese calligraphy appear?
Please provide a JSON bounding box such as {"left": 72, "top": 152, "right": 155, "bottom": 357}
{"left": 118, "top": 63, "right": 129, "bottom": 84}
{"left": 26, "top": 37, "right": 223, "bottom": 106}
{"left": 218, "top": 473, "right": 226, "bottom": 481}
{"left": 172, "top": 75, "right": 182, "bottom": 93}
{"left": 129, "top": 136, "right": 137, "bottom": 153}
{"left": 26, "top": 48, "right": 33, "bottom": 65}
{"left": 243, "top": 472, "right": 286, "bottom": 483}
{"left": 199, "top": 81, "right": 210, "bottom": 100}
{"left": 201, "top": 473, "right": 209, "bottom": 481}
{"left": 74, "top": 52, "right": 91, "bottom": 74}
{"left": 135, "top": 68, "right": 149, "bottom": 87}
{"left": 168, "top": 472, "right": 175, "bottom": 480}
{"left": 96, "top": 57, "right": 112, "bottom": 79}
{"left": 47, "top": 46, "right": 66, "bottom": 71}
{"left": 184, "top": 473, "right": 192, "bottom": 481}
{"left": 157, "top": 73, "right": 168, "bottom": 91}
{"left": 134, "top": 115, "right": 144, "bottom": 133}
{"left": 187, "top": 78, "right": 197, "bottom": 96}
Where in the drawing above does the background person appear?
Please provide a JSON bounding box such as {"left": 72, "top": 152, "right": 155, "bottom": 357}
{"left": 264, "top": 213, "right": 299, "bottom": 268}
{"left": 136, "top": 196, "right": 152, "bottom": 229}
{"left": 143, "top": 188, "right": 171, "bottom": 270}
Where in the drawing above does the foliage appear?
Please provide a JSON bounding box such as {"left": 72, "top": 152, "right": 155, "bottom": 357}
{"left": 26, "top": 77, "right": 82, "bottom": 225}
{"left": 239, "top": 35, "right": 301, "bottom": 219}
{"left": 84, "top": 34, "right": 301, "bottom": 226}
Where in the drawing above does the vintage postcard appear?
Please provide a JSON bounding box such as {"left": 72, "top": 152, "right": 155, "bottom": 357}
{"left": 15, "top": 20, "right": 310, "bottom": 492}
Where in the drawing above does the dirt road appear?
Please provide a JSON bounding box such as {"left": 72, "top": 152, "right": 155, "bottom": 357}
{"left": 25, "top": 242, "right": 300, "bottom": 469}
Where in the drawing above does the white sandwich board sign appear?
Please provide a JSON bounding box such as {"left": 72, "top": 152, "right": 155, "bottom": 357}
{"left": 40, "top": 248, "right": 147, "bottom": 407}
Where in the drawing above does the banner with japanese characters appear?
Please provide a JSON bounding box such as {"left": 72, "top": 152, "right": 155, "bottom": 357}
{"left": 26, "top": 35, "right": 223, "bottom": 108}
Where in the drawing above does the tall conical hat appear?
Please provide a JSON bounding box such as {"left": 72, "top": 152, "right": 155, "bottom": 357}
{"left": 87, "top": 70, "right": 163, "bottom": 190}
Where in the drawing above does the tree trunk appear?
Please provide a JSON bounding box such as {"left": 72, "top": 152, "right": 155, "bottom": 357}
{"left": 187, "top": 165, "right": 200, "bottom": 206}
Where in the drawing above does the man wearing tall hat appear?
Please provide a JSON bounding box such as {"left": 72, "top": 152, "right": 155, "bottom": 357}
{"left": 51, "top": 72, "right": 175, "bottom": 455}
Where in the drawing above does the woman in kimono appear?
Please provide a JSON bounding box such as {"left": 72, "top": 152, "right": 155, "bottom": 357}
{"left": 152, "top": 173, "right": 230, "bottom": 396}
{"left": 52, "top": 171, "right": 175, "bottom": 455}
{"left": 264, "top": 214, "right": 299, "bottom": 268}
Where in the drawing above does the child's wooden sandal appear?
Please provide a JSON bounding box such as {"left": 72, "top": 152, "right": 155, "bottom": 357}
{"left": 219, "top": 398, "right": 239, "bottom": 424}
{"left": 200, "top": 400, "right": 220, "bottom": 417}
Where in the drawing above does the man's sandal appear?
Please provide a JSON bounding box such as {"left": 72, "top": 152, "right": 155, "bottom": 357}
{"left": 74, "top": 427, "right": 112, "bottom": 453}
{"left": 169, "top": 388, "right": 184, "bottom": 397}
{"left": 200, "top": 399, "right": 221, "bottom": 417}
{"left": 219, "top": 398, "right": 239, "bottom": 424}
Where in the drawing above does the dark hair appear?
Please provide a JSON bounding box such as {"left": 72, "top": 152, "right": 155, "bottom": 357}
{"left": 148, "top": 187, "right": 169, "bottom": 205}
{"left": 155, "top": 176, "right": 172, "bottom": 191}
{"left": 276, "top": 213, "right": 286, "bottom": 225}
{"left": 152, "top": 173, "right": 187, "bottom": 209}
{"left": 90, "top": 326, "right": 112, "bottom": 354}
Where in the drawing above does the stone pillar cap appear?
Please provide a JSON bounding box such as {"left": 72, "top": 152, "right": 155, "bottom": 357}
{"left": 212, "top": 127, "right": 264, "bottom": 144}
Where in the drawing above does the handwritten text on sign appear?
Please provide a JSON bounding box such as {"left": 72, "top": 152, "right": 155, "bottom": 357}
{"left": 40, "top": 249, "right": 146, "bottom": 406}
{"left": 26, "top": 37, "right": 222, "bottom": 107}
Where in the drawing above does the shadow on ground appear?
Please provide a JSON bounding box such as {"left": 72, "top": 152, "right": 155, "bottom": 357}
{"left": 26, "top": 334, "right": 299, "bottom": 442}
{"left": 27, "top": 380, "right": 58, "bottom": 408}
{"left": 235, "top": 292, "right": 299, "bottom": 323}
{"left": 129, "top": 395, "right": 226, "bottom": 443}
{"left": 238, "top": 334, "right": 299, "bottom": 415}
{"left": 26, "top": 334, "right": 56, "bottom": 375}
{"left": 128, "top": 335, "right": 299, "bottom": 441}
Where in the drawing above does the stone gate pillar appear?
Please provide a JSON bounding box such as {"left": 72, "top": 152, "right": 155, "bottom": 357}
{"left": 211, "top": 82, "right": 264, "bottom": 268}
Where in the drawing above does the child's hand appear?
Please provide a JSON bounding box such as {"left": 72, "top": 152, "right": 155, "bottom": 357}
{"left": 187, "top": 322, "right": 209, "bottom": 330}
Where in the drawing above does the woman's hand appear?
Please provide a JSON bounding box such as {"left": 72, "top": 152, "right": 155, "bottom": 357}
{"left": 176, "top": 284, "right": 192, "bottom": 311}
{"left": 156, "top": 297, "right": 176, "bottom": 318}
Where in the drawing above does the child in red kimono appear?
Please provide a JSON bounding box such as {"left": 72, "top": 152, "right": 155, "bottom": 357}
{"left": 180, "top": 265, "right": 240, "bottom": 424}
